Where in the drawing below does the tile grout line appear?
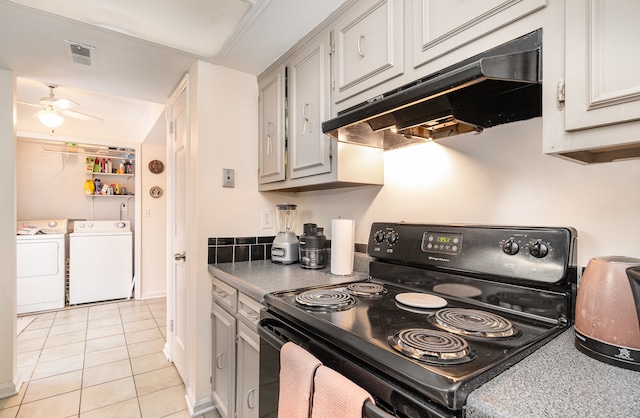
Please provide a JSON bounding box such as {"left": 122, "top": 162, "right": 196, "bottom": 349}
{"left": 9, "top": 298, "right": 184, "bottom": 418}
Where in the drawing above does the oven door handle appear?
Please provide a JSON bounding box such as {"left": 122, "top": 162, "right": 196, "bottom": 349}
{"left": 258, "top": 316, "right": 309, "bottom": 350}
{"left": 363, "top": 400, "right": 395, "bottom": 418}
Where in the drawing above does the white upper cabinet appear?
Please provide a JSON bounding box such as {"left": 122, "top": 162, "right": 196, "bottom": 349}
{"left": 412, "top": 0, "right": 546, "bottom": 68}
{"left": 289, "top": 37, "right": 332, "bottom": 179}
{"left": 258, "top": 66, "right": 286, "bottom": 184}
{"left": 543, "top": 0, "right": 640, "bottom": 163}
{"left": 565, "top": 0, "right": 640, "bottom": 131}
{"left": 258, "top": 27, "right": 384, "bottom": 193}
{"left": 332, "top": 0, "right": 404, "bottom": 103}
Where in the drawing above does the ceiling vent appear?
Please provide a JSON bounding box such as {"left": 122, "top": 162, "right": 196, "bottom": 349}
{"left": 65, "top": 40, "right": 94, "bottom": 66}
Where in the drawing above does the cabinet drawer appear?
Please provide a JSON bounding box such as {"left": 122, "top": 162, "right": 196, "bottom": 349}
{"left": 212, "top": 277, "right": 238, "bottom": 313}
{"left": 238, "top": 293, "right": 262, "bottom": 329}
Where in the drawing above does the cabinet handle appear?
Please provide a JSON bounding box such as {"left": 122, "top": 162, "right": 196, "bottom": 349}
{"left": 215, "top": 290, "right": 227, "bottom": 298}
{"left": 174, "top": 251, "right": 186, "bottom": 261}
{"left": 216, "top": 353, "right": 225, "bottom": 369}
{"left": 357, "top": 35, "right": 366, "bottom": 57}
{"left": 247, "top": 388, "right": 256, "bottom": 409}
{"left": 242, "top": 310, "right": 259, "bottom": 320}
{"left": 302, "top": 103, "right": 311, "bottom": 135}
{"left": 266, "top": 122, "right": 274, "bottom": 155}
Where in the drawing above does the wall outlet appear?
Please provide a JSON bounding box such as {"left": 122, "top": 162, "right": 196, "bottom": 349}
{"left": 222, "top": 168, "right": 235, "bottom": 188}
{"left": 144, "top": 208, "right": 151, "bottom": 218}
{"left": 121, "top": 202, "right": 128, "bottom": 214}
{"left": 261, "top": 209, "right": 274, "bottom": 229}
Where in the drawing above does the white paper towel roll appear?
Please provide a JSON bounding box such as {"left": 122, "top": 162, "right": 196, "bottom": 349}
{"left": 331, "top": 218, "right": 355, "bottom": 276}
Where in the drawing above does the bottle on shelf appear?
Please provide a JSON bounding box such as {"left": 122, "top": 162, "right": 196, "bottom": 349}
{"left": 84, "top": 179, "right": 95, "bottom": 195}
{"left": 119, "top": 161, "right": 125, "bottom": 174}
{"left": 107, "top": 159, "right": 113, "bottom": 174}
{"left": 93, "top": 157, "right": 100, "bottom": 172}
{"left": 93, "top": 178, "right": 101, "bottom": 195}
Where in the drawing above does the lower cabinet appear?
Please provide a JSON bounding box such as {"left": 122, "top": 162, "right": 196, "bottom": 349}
{"left": 211, "top": 278, "right": 262, "bottom": 418}
{"left": 212, "top": 303, "right": 237, "bottom": 418}
{"left": 236, "top": 321, "right": 260, "bottom": 418}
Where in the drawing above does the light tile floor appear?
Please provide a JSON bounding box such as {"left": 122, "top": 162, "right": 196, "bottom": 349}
{"left": 2, "top": 298, "right": 221, "bottom": 418}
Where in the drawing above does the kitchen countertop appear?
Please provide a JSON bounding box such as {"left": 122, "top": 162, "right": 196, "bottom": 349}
{"left": 209, "top": 260, "right": 640, "bottom": 417}
{"left": 208, "top": 260, "right": 369, "bottom": 302}
{"left": 466, "top": 328, "right": 640, "bottom": 417}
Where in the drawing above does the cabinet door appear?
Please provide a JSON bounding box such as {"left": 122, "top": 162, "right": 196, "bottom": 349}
{"left": 543, "top": 0, "right": 640, "bottom": 163}
{"left": 289, "top": 37, "right": 332, "bottom": 179}
{"left": 258, "top": 66, "right": 286, "bottom": 184}
{"left": 333, "top": 0, "right": 404, "bottom": 103}
{"left": 412, "top": 0, "right": 545, "bottom": 68}
{"left": 236, "top": 322, "right": 260, "bottom": 418}
{"left": 212, "top": 303, "right": 237, "bottom": 418}
{"left": 565, "top": 0, "right": 640, "bottom": 131}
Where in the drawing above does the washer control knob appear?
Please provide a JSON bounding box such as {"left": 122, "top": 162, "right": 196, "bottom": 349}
{"left": 502, "top": 239, "right": 519, "bottom": 255}
{"left": 529, "top": 240, "right": 549, "bottom": 258}
{"left": 386, "top": 232, "right": 398, "bottom": 245}
{"left": 374, "top": 230, "right": 386, "bottom": 244}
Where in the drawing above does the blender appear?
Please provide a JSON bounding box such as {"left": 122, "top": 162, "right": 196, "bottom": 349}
{"left": 271, "top": 204, "right": 299, "bottom": 264}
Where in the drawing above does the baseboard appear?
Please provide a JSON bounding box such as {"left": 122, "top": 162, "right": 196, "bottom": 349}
{"left": 184, "top": 385, "right": 215, "bottom": 418}
{"left": 141, "top": 290, "right": 167, "bottom": 300}
{"left": 0, "top": 375, "right": 22, "bottom": 400}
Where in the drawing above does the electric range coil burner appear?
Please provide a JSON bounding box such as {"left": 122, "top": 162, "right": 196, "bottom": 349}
{"left": 345, "top": 282, "right": 387, "bottom": 297}
{"left": 429, "top": 308, "right": 518, "bottom": 339}
{"left": 294, "top": 289, "right": 357, "bottom": 312}
{"left": 388, "top": 328, "right": 476, "bottom": 364}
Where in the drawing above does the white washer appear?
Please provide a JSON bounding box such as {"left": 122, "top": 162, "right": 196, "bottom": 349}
{"left": 69, "top": 220, "right": 133, "bottom": 305}
{"left": 16, "top": 219, "right": 68, "bottom": 314}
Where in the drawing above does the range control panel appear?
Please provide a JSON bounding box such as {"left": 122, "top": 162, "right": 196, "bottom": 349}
{"left": 368, "top": 223, "right": 577, "bottom": 284}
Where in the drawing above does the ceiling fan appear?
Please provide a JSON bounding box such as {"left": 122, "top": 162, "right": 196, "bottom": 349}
{"left": 18, "top": 85, "right": 103, "bottom": 132}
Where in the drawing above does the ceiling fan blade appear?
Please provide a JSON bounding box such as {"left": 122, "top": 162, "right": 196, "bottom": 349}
{"left": 52, "top": 97, "right": 78, "bottom": 110}
{"left": 61, "top": 109, "right": 104, "bottom": 123}
{"left": 17, "top": 100, "right": 43, "bottom": 108}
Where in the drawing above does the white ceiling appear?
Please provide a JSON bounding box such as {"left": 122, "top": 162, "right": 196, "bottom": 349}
{"left": 0, "top": 0, "right": 347, "bottom": 144}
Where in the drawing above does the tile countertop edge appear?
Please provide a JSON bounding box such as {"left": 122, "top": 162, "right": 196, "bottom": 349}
{"left": 466, "top": 327, "right": 640, "bottom": 417}
{"left": 208, "top": 260, "right": 370, "bottom": 303}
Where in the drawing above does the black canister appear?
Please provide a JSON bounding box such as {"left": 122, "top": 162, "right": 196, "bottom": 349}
{"left": 299, "top": 223, "right": 327, "bottom": 269}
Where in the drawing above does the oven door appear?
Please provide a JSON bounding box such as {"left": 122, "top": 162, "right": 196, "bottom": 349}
{"left": 258, "top": 310, "right": 455, "bottom": 418}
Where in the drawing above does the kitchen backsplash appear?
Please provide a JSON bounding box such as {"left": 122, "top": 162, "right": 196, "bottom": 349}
{"left": 207, "top": 236, "right": 368, "bottom": 264}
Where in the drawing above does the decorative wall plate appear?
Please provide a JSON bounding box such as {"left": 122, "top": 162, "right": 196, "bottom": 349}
{"left": 148, "top": 159, "right": 164, "bottom": 174}
{"left": 149, "top": 186, "right": 163, "bottom": 198}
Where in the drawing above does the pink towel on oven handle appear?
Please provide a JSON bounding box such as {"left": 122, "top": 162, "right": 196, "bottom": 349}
{"left": 310, "top": 365, "right": 375, "bottom": 418}
{"left": 278, "top": 342, "right": 322, "bottom": 418}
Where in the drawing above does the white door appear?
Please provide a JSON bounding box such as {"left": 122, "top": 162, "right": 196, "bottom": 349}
{"left": 167, "top": 75, "right": 189, "bottom": 382}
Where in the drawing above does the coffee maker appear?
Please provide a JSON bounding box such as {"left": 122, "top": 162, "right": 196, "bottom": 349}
{"left": 271, "top": 204, "right": 299, "bottom": 264}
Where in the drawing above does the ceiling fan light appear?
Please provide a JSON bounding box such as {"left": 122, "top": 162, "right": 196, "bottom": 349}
{"left": 38, "top": 109, "right": 64, "bottom": 128}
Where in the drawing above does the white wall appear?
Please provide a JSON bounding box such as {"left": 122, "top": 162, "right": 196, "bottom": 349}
{"left": 15, "top": 140, "right": 135, "bottom": 224}
{"left": 0, "top": 69, "right": 20, "bottom": 398}
{"left": 195, "top": 111, "right": 640, "bottom": 270}
{"left": 293, "top": 118, "right": 640, "bottom": 268}
{"left": 139, "top": 143, "right": 167, "bottom": 298}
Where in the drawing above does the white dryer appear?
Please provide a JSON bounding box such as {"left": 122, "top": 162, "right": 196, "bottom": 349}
{"left": 69, "top": 220, "right": 133, "bottom": 305}
{"left": 16, "top": 219, "right": 68, "bottom": 314}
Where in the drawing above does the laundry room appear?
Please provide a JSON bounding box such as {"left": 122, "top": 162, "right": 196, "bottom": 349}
{"left": 15, "top": 133, "right": 168, "bottom": 313}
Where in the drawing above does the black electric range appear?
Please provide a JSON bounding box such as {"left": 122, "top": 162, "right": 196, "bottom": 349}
{"left": 259, "top": 222, "right": 577, "bottom": 417}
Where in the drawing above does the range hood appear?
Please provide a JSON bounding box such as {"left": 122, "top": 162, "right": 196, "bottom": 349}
{"left": 322, "top": 29, "right": 542, "bottom": 150}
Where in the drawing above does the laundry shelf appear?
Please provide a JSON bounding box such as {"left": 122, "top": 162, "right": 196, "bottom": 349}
{"left": 42, "top": 144, "right": 135, "bottom": 159}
